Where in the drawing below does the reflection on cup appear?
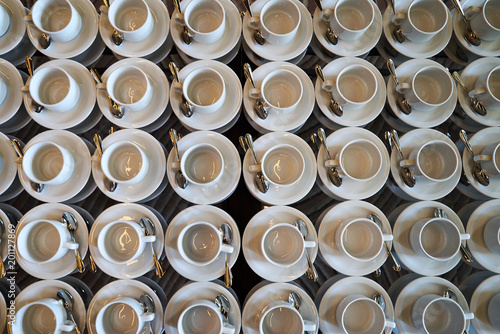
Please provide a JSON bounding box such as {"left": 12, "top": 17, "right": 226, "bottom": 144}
{"left": 474, "top": 141, "right": 500, "bottom": 175}
{"left": 106, "top": 0, "right": 154, "bottom": 42}
{"left": 259, "top": 301, "right": 316, "bottom": 334}
{"left": 469, "top": 65, "right": 500, "bottom": 111}
{"left": 467, "top": 0, "right": 500, "bottom": 42}
{"left": 100, "top": 141, "right": 149, "bottom": 185}
{"left": 95, "top": 297, "right": 155, "bottom": 334}
{"left": 180, "top": 143, "right": 224, "bottom": 186}
{"left": 322, "top": 0, "right": 374, "bottom": 41}
{"left": 178, "top": 299, "right": 235, "bottom": 334}
{"left": 483, "top": 216, "right": 500, "bottom": 253}
{"left": 174, "top": 0, "right": 226, "bottom": 44}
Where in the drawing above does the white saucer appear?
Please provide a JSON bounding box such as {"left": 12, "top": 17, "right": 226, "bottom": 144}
{"left": 92, "top": 129, "right": 166, "bottom": 203}
{"left": 313, "top": 0, "right": 382, "bottom": 57}
{"left": 27, "top": 0, "right": 98, "bottom": 58}
{"left": 172, "top": 0, "right": 241, "bottom": 60}
{"left": 242, "top": 282, "right": 319, "bottom": 334}
{"left": 100, "top": 0, "right": 170, "bottom": 58}
{"left": 242, "top": 0, "right": 313, "bottom": 61}
{"left": 0, "top": 59, "right": 23, "bottom": 125}
{"left": 170, "top": 60, "right": 241, "bottom": 132}
{"left": 242, "top": 206, "right": 318, "bottom": 282}
{"left": 167, "top": 131, "right": 240, "bottom": 205}
{"left": 463, "top": 128, "right": 500, "bottom": 199}
{"left": 243, "top": 62, "right": 314, "bottom": 133}
{"left": 469, "top": 275, "right": 500, "bottom": 333}
{"left": 389, "top": 129, "right": 461, "bottom": 201}
{"left": 164, "top": 205, "right": 240, "bottom": 281}
{"left": 242, "top": 132, "right": 316, "bottom": 205}
{"left": 87, "top": 280, "right": 163, "bottom": 334}
{"left": 453, "top": 0, "right": 500, "bottom": 57}
{"left": 0, "top": 132, "right": 18, "bottom": 197}
{"left": 383, "top": 2, "right": 453, "bottom": 58}
{"left": 315, "top": 57, "right": 386, "bottom": 127}
{"left": 70, "top": 32, "right": 106, "bottom": 67}
{"left": 15, "top": 203, "right": 89, "bottom": 279}
{"left": 457, "top": 57, "right": 500, "bottom": 127}
{"left": 89, "top": 203, "right": 165, "bottom": 279}
{"left": 97, "top": 58, "right": 170, "bottom": 129}
{"left": 24, "top": 59, "right": 98, "bottom": 130}
{"left": 0, "top": 204, "right": 22, "bottom": 265}
{"left": 387, "top": 59, "right": 457, "bottom": 128}
{"left": 241, "top": 37, "right": 307, "bottom": 66}
{"left": 164, "top": 281, "right": 242, "bottom": 334}
{"left": 316, "top": 201, "right": 392, "bottom": 276}
{"left": 391, "top": 201, "right": 465, "bottom": 276}
{"left": 176, "top": 38, "right": 240, "bottom": 65}
{"left": 18, "top": 130, "right": 93, "bottom": 203}
{"left": 394, "top": 276, "right": 471, "bottom": 334}
{"left": 0, "top": 0, "right": 27, "bottom": 55}
{"left": 13, "top": 279, "right": 87, "bottom": 334}
{"left": 317, "top": 127, "right": 390, "bottom": 200}
{"left": 318, "top": 276, "right": 395, "bottom": 333}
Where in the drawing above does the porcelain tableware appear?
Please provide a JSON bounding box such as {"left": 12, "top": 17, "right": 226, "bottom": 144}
{"left": 321, "top": 0, "right": 374, "bottom": 41}
{"left": 104, "top": 0, "right": 154, "bottom": 43}
{"left": 259, "top": 300, "right": 316, "bottom": 333}
{"left": 469, "top": 65, "right": 500, "bottom": 111}
{"left": 467, "top": 0, "right": 500, "bottom": 41}
{"left": 95, "top": 296, "right": 155, "bottom": 334}
{"left": 11, "top": 298, "right": 75, "bottom": 333}
{"left": 178, "top": 299, "right": 235, "bottom": 334}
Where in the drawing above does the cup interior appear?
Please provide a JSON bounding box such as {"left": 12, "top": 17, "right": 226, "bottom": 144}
{"left": 485, "top": 0, "right": 500, "bottom": 29}
{"left": 101, "top": 302, "right": 140, "bottom": 334}
{"left": 413, "top": 67, "right": 453, "bottom": 106}
{"left": 488, "top": 293, "right": 500, "bottom": 329}
{"left": 262, "top": 70, "right": 302, "bottom": 110}
{"left": 261, "top": 306, "right": 303, "bottom": 334}
{"left": 483, "top": 216, "right": 500, "bottom": 252}
{"left": 101, "top": 222, "right": 142, "bottom": 263}
{"left": 262, "top": 0, "right": 300, "bottom": 35}
{"left": 487, "top": 67, "right": 500, "bottom": 102}
{"left": 185, "top": 69, "right": 225, "bottom": 108}
{"left": 24, "top": 142, "right": 65, "bottom": 183}
{"left": 335, "top": 0, "right": 374, "bottom": 31}
{"left": 262, "top": 224, "right": 303, "bottom": 267}
{"left": 340, "top": 219, "right": 383, "bottom": 261}
{"left": 102, "top": 142, "right": 144, "bottom": 183}
{"left": 186, "top": 0, "right": 224, "bottom": 34}
{"left": 180, "top": 222, "right": 221, "bottom": 265}
{"left": 416, "top": 141, "right": 457, "bottom": 181}
{"left": 108, "top": 67, "right": 148, "bottom": 106}
{"left": 419, "top": 219, "right": 461, "bottom": 260}
{"left": 181, "top": 304, "right": 222, "bottom": 334}
{"left": 30, "top": 67, "right": 71, "bottom": 107}
{"left": 110, "top": 0, "right": 149, "bottom": 32}
{"left": 337, "top": 65, "right": 377, "bottom": 105}
{"left": 33, "top": 0, "right": 72, "bottom": 33}
{"left": 182, "top": 144, "right": 223, "bottom": 185}
{"left": 422, "top": 298, "right": 465, "bottom": 334}
{"left": 339, "top": 140, "right": 381, "bottom": 180}
{"left": 408, "top": 0, "right": 447, "bottom": 33}
{"left": 340, "top": 299, "right": 385, "bottom": 334}
{"left": 19, "top": 221, "right": 61, "bottom": 262}
{"left": 21, "top": 303, "right": 58, "bottom": 332}
{"left": 262, "top": 144, "right": 304, "bottom": 186}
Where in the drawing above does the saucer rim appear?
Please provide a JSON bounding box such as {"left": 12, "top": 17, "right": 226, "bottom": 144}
{"left": 470, "top": 274, "right": 500, "bottom": 332}
{"left": 0, "top": 132, "right": 17, "bottom": 195}
{"left": 0, "top": 59, "right": 23, "bottom": 124}
{"left": 0, "top": 0, "right": 27, "bottom": 54}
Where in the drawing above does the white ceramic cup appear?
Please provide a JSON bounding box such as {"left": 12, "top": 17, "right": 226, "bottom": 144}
{"left": 25, "top": 67, "right": 81, "bottom": 113}
{"left": 393, "top": 0, "right": 448, "bottom": 43}
{"left": 97, "top": 220, "right": 156, "bottom": 264}
{"left": 174, "top": 0, "right": 226, "bottom": 44}
{"left": 249, "top": 69, "right": 303, "bottom": 114}
{"left": 469, "top": 65, "right": 500, "bottom": 111}
{"left": 412, "top": 294, "right": 474, "bottom": 334}
{"left": 25, "top": 0, "right": 83, "bottom": 43}
{"left": 261, "top": 223, "right": 315, "bottom": 267}
{"left": 97, "top": 66, "right": 153, "bottom": 112}
{"left": 173, "top": 68, "right": 226, "bottom": 114}
{"left": 399, "top": 139, "right": 459, "bottom": 183}
{"left": 488, "top": 293, "right": 500, "bottom": 329}
{"left": 0, "top": 4, "right": 10, "bottom": 38}
{"left": 22, "top": 141, "right": 75, "bottom": 185}
{"left": 259, "top": 301, "right": 316, "bottom": 334}
{"left": 100, "top": 141, "right": 149, "bottom": 185}
{"left": 335, "top": 218, "right": 393, "bottom": 262}
{"left": 249, "top": 144, "right": 305, "bottom": 188}
{"left": 95, "top": 297, "right": 155, "bottom": 334}
{"left": 474, "top": 142, "right": 500, "bottom": 175}
{"left": 11, "top": 298, "right": 75, "bottom": 334}
{"left": 104, "top": 0, "right": 154, "bottom": 42}
{"left": 410, "top": 217, "right": 470, "bottom": 261}
{"left": 322, "top": 64, "right": 378, "bottom": 111}
{"left": 483, "top": 216, "right": 500, "bottom": 253}
{"left": 177, "top": 221, "right": 233, "bottom": 266}
{"left": 322, "top": 0, "right": 375, "bottom": 41}
{"left": 176, "top": 143, "right": 224, "bottom": 186}
{"left": 17, "top": 219, "right": 79, "bottom": 264}
{"left": 324, "top": 139, "right": 382, "bottom": 182}
{"left": 336, "top": 294, "right": 396, "bottom": 334}
{"left": 178, "top": 299, "right": 235, "bottom": 334}
{"left": 248, "top": 0, "right": 301, "bottom": 45}
{"left": 396, "top": 65, "right": 454, "bottom": 112}
{"left": 0, "top": 77, "right": 7, "bottom": 105}
{"left": 466, "top": 0, "right": 500, "bottom": 41}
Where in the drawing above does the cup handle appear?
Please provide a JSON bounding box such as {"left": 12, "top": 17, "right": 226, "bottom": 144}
{"left": 303, "top": 320, "right": 317, "bottom": 331}
{"left": 464, "top": 311, "right": 474, "bottom": 320}
{"left": 222, "top": 322, "right": 236, "bottom": 334}
{"left": 140, "top": 312, "right": 156, "bottom": 322}
{"left": 63, "top": 241, "right": 79, "bottom": 250}
{"left": 469, "top": 87, "right": 487, "bottom": 98}
{"left": 248, "top": 16, "right": 260, "bottom": 30}
{"left": 96, "top": 83, "right": 107, "bottom": 91}
{"left": 304, "top": 241, "right": 316, "bottom": 248}
{"left": 249, "top": 164, "right": 262, "bottom": 172}
{"left": 464, "top": 6, "right": 481, "bottom": 19}
{"left": 395, "top": 82, "right": 412, "bottom": 94}
{"left": 142, "top": 235, "right": 156, "bottom": 243}
{"left": 474, "top": 154, "right": 492, "bottom": 162}
{"left": 399, "top": 159, "right": 416, "bottom": 167}
{"left": 324, "top": 159, "right": 340, "bottom": 168}
{"left": 58, "top": 320, "right": 76, "bottom": 332}
{"left": 220, "top": 243, "right": 234, "bottom": 254}
{"left": 383, "top": 234, "right": 394, "bottom": 242}
{"left": 385, "top": 319, "right": 397, "bottom": 328}
{"left": 249, "top": 87, "right": 262, "bottom": 100}
{"left": 460, "top": 233, "right": 471, "bottom": 240}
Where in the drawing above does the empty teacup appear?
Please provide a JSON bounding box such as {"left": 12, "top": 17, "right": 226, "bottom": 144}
{"left": 336, "top": 294, "right": 395, "bottom": 334}
{"left": 335, "top": 218, "right": 393, "bottom": 262}
{"left": 324, "top": 139, "right": 382, "bottom": 182}
{"left": 488, "top": 293, "right": 500, "bottom": 329}
{"left": 97, "top": 220, "right": 156, "bottom": 264}
{"left": 261, "top": 223, "right": 315, "bottom": 267}
{"left": 395, "top": 66, "right": 454, "bottom": 112}
{"left": 105, "top": 0, "right": 154, "bottom": 42}
{"left": 25, "top": 67, "right": 81, "bottom": 113}
{"left": 177, "top": 221, "right": 233, "bottom": 266}
{"left": 11, "top": 298, "right": 75, "bottom": 334}
{"left": 483, "top": 216, "right": 500, "bottom": 253}
{"left": 17, "top": 219, "right": 79, "bottom": 264}
{"left": 22, "top": 141, "right": 75, "bottom": 185}
{"left": 259, "top": 301, "right": 316, "bottom": 334}
{"left": 474, "top": 141, "right": 500, "bottom": 175}
{"left": 100, "top": 141, "right": 149, "bottom": 185}
{"left": 174, "top": 0, "right": 226, "bottom": 44}
{"left": 248, "top": 0, "right": 301, "bottom": 45}
{"left": 97, "top": 66, "right": 153, "bottom": 112}
{"left": 412, "top": 294, "right": 474, "bottom": 334}
{"left": 178, "top": 299, "right": 235, "bottom": 334}
{"left": 399, "top": 140, "right": 459, "bottom": 183}
{"left": 249, "top": 144, "right": 304, "bottom": 187}
{"left": 410, "top": 217, "right": 470, "bottom": 261}
{"left": 25, "top": 0, "right": 83, "bottom": 43}
{"left": 178, "top": 143, "right": 224, "bottom": 186}
{"left": 469, "top": 66, "right": 500, "bottom": 111}
{"left": 322, "top": 0, "right": 375, "bottom": 40}
{"left": 95, "top": 297, "right": 155, "bottom": 334}
{"left": 249, "top": 69, "right": 303, "bottom": 114}
{"left": 392, "top": 0, "right": 449, "bottom": 43}
{"left": 467, "top": 0, "right": 500, "bottom": 42}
